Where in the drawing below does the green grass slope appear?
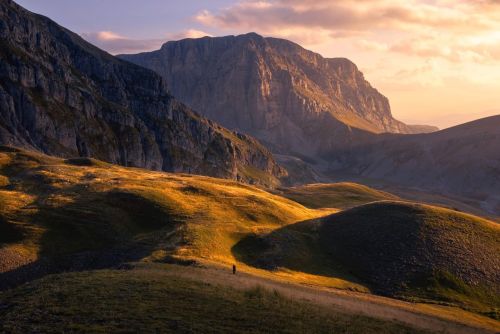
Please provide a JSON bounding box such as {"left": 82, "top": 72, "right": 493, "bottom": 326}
{"left": 0, "top": 267, "right": 427, "bottom": 334}
{"left": 235, "top": 201, "right": 500, "bottom": 319}
{"left": 320, "top": 202, "right": 500, "bottom": 318}
{"left": 0, "top": 146, "right": 329, "bottom": 287}
{"left": 278, "top": 182, "right": 398, "bottom": 209}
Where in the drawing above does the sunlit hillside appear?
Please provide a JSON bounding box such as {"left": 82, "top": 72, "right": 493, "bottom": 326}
{"left": 0, "top": 146, "right": 339, "bottom": 285}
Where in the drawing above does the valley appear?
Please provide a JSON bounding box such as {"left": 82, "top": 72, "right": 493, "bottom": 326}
{"left": 0, "top": 0, "right": 499, "bottom": 333}
{"left": 0, "top": 146, "right": 498, "bottom": 333}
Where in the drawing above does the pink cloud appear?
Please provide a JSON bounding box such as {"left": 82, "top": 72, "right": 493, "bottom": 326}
{"left": 194, "top": 0, "right": 500, "bottom": 63}
{"left": 81, "top": 29, "right": 213, "bottom": 54}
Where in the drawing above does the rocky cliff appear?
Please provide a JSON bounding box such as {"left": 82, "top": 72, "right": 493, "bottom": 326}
{"left": 0, "top": 1, "right": 285, "bottom": 186}
{"left": 121, "top": 33, "right": 432, "bottom": 158}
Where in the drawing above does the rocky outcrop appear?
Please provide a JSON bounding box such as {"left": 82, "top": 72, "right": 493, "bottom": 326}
{"left": 0, "top": 1, "right": 285, "bottom": 186}
{"left": 121, "top": 33, "right": 429, "bottom": 158}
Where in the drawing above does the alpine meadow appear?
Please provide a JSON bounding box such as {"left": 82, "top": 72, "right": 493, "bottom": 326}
{"left": 0, "top": 1, "right": 499, "bottom": 333}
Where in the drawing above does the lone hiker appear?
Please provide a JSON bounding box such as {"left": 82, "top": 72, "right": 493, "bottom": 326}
{"left": 232, "top": 264, "right": 237, "bottom": 275}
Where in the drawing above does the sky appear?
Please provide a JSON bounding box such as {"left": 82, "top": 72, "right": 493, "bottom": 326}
{"left": 16, "top": 0, "right": 500, "bottom": 129}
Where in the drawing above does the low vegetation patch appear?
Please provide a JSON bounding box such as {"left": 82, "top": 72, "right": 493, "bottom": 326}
{"left": 278, "top": 182, "right": 398, "bottom": 209}
{"left": 0, "top": 268, "right": 428, "bottom": 334}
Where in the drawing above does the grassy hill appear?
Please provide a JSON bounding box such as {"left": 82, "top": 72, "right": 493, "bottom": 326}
{"left": 1, "top": 146, "right": 498, "bottom": 327}
{"left": 0, "top": 146, "right": 338, "bottom": 288}
{"left": 236, "top": 201, "right": 500, "bottom": 318}
{"left": 277, "top": 182, "right": 398, "bottom": 209}
{"left": 320, "top": 202, "right": 500, "bottom": 317}
{"left": 0, "top": 266, "right": 428, "bottom": 334}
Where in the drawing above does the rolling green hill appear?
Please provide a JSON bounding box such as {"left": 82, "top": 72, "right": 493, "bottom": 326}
{"left": 1, "top": 146, "right": 498, "bottom": 327}
{"left": 0, "top": 146, "right": 334, "bottom": 288}
{"left": 278, "top": 182, "right": 398, "bottom": 209}
{"left": 321, "top": 202, "right": 500, "bottom": 317}
{"left": 235, "top": 201, "right": 500, "bottom": 318}
{"left": 0, "top": 266, "right": 428, "bottom": 334}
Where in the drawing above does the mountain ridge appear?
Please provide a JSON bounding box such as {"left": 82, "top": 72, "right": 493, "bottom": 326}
{"left": 327, "top": 115, "right": 500, "bottom": 215}
{"left": 0, "top": 1, "right": 285, "bottom": 186}
{"left": 120, "top": 32, "right": 436, "bottom": 159}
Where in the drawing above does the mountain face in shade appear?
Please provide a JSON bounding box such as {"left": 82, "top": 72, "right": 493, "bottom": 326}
{"left": 0, "top": 1, "right": 285, "bottom": 186}
{"left": 328, "top": 115, "right": 500, "bottom": 215}
{"left": 120, "top": 33, "right": 435, "bottom": 158}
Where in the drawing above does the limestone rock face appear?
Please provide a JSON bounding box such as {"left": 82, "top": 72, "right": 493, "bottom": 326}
{"left": 0, "top": 1, "right": 285, "bottom": 186}
{"left": 121, "top": 33, "right": 430, "bottom": 158}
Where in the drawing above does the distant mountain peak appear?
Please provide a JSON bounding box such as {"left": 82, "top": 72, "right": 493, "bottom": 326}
{"left": 0, "top": 0, "right": 285, "bottom": 186}
{"left": 121, "top": 33, "right": 431, "bottom": 158}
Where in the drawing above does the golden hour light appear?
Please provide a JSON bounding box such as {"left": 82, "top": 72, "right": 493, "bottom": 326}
{"left": 1, "top": 1, "right": 499, "bottom": 333}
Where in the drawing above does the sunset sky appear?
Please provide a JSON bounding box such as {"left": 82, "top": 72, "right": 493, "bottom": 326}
{"left": 17, "top": 0, "right": 500, "bottom": 129}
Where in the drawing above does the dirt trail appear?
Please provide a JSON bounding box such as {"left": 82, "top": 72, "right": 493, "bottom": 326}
{"left": 154, "top": 264, "right": 499, "bottom": 334}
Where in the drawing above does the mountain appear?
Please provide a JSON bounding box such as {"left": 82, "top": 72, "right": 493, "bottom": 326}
{"left": 0, "top": 1, "right": 285, "bottom": 186}
{"left": 120, "top": 33, "right": 435, "bottom": 158}
{"left": 329, "top": 115, "right": 500, "bottom": 215}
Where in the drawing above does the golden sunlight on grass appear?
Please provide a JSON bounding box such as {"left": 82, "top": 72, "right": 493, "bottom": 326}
{"left": 0, "top": 147, "right": 349, "bottom": 289}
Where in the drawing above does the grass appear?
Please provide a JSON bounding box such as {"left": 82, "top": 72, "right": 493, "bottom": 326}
{"left": 0, "top": 146, "right": 339, "bottom": 287}
{"left": 278, "top": 182, "right": 398, "bottom": 209}
{"left": 319, "top": 201, "right": 500, "bottom": 318}
{"left": 0, "top": 268, "right": 428, "bottom": 334}
{"left": 232, "top": 219, "right": 368, "bottom": 292}
{"left": 406, "top": 269, "right": 500, "bottom": 319}
{"left": 234, "top": 199, "right": 500, "bottom": 320}
{"left": 1, "top": 147, "right": 498, "bottom": 325}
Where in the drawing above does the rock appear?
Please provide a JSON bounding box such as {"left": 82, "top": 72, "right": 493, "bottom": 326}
{"left": 120, "top": 33, "right": 433, "bottom": 159}
{"left": 0, "top": 1, "right": 285, "bottom": 187}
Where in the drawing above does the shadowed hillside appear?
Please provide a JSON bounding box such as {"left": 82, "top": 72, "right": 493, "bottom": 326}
{"left": 329, "top": 115, "right": 500, "bottom": 215}
{"left": 0, "top": 146, "right": 326, "bottom": 289}
{"left": 0, "top": 267, "right": 429, "bottom": 334}
{"left": 235, "top": 201, "right": 500, "bottom": 318}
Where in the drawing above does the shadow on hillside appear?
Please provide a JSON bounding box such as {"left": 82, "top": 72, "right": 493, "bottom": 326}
{"left": 0, "top": 187, "right": 180, "bottom": 291}
{"left": 231, "top": 218, "right": 360, "bottom": 283}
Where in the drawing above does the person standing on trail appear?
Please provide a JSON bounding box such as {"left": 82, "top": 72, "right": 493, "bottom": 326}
{"left": 232, "top": 264, "right": 236, "bottom": 275}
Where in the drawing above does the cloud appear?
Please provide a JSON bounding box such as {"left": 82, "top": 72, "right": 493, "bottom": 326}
{"left": 194, "top": 0, "right": 500, "bottom": 63}
{"left": 81, "top": 29, "right": 213, "bottom": 55}
{"left": 81, "top": 31, "right": 164, "bottom": 54}
{"left": 166, "top": 29, "right": 213, "bottom": 41}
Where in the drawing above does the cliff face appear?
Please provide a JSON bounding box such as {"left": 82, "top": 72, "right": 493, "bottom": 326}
{"left": 121, "top": 33, "right": 423, "bottom": 158}
{"left": 0, "top": 1, "right": 285, "bottom": 186}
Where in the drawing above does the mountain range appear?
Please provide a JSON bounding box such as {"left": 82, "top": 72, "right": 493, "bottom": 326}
{"left": 0, "top": 0, "right": 284, "bottom": 186}
{"left": 326, "top": 115, "right": 500, "bottom": 214}
{"left": 0, "top": 0, "right": 499, "bottom": 212}
{"left": 121, "top": 34, "right": 438, "bottom": 159}
{"left": 121, "top": 34, "right": 499, "bottom": 215}
{"left": 0, "top": 1, "right": 499, "bottom": 332}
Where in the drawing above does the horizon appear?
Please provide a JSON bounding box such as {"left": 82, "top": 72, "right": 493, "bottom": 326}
{"left": 15, "top": 0, "right": 500, "bottom": 129}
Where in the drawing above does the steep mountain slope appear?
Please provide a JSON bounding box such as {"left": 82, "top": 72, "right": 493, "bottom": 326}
{"left": 120, "top": 33, "right": 433, "bottom": 157}
{"left": 329, "top": 115, "right": 500, "bottom": 215}
{"left": 235, "top": 201, "right": 500, "bottom": 318}
{"left": 0, "top": 1, "right": 285, "bottom": 186}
